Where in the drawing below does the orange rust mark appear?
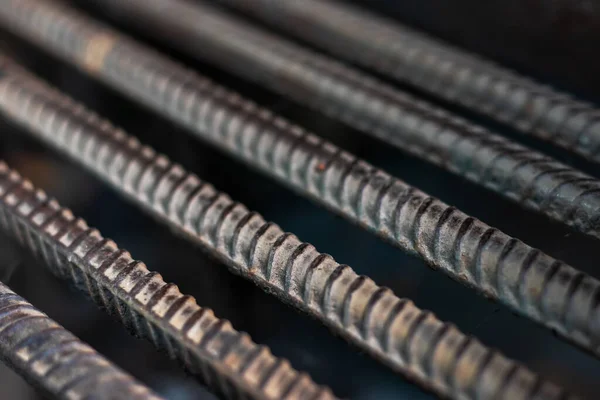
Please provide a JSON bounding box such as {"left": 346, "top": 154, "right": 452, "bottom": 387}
{"left": 316, "top": 162, "right": 326, "bottom": 172}
{"left": 83, "top": 33, "right": 117, "bottom": 75}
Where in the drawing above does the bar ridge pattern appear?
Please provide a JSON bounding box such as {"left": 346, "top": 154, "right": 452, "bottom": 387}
{"left": 0, "top": 0, "right": 599, "bottom": 360}
{"left": 0, "top": 160, "right": 336, "bottom": 400}
{"left": 0, "top": 64, "right": 576, "bottom": 399}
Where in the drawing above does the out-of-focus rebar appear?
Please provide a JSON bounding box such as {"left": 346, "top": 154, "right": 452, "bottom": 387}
{"left": 83, "top": 0, "right": 600, "bottom": 240}
{"left": 0, "top": 161, "right": 336, "bottom": 400}
{"left": 0, "top": 280, "right": 165, "bottom": 400}
{"left": 0, "top": 0, "right": 598, "bottom": 364}
{"left": 216, "top": 0, "right": 600, "bottom": 166}
{"left": 0, "top": 58, "right": 578, "bottom": 399}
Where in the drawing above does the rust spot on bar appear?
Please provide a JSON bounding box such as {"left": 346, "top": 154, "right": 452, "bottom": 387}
{"left": 83, "top": 33, "right": 117, "bottom": 74}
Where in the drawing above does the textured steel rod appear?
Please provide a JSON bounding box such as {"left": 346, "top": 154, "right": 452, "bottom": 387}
{"left": 216, "top": 0, "right": 600, "bottom": 165}
{"left": 82, "top": 0, "right": 600, "bottom": 240}
{"left": 0, "top": 0, "right": 599, "bottom": 362}
{"left": 0, "top": 162, "right": 336, "bottom": 400}
{"left": 0, "top": 61, "right": 578, "bottom": 400}
{"left": 0, "top": 280, "right": 165, "bottom": 400}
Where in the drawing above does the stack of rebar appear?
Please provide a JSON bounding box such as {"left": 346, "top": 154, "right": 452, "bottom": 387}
{"left": 0, "top": 0, "right": 598, "bottom": 399}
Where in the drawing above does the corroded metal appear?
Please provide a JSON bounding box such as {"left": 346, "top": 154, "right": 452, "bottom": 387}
{"left": 0, "top": 0, "right": 598, "bottom": 364}
{"left": 0, "top": 162, "right": 336, "bottom": 400}
{"left": 217, "top": 0, "right": 600, "bottom": 165}
{"left": 0, "top": 280, "right": 165, "bottom": 400}
{"left": 0, "top": 60, "right": 579, "bottom": 399}
{"left": 83, "top": 0, "right": 600, "bottom": 240}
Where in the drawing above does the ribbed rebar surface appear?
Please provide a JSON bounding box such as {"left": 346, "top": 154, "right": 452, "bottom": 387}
{"left": 216, "top": 0, "right": 600, "bottom": 166}
{"left": 0, "top": 64, "right": 578, "bottom": 400}
{"left": 0, "top": 280, "right": 165, "bottom": 400}
{"left": 84, "top": 0, "right": 600, "bottom": 240}
{"left": 0, "top": 0, "right": 599, "bottom": 363}
{"left": 0, "top": 161, "right": 336, "bottom": 400}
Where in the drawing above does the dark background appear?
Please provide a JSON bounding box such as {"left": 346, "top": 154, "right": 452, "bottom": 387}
{"left": 1, "top": 0, "right": 600, "bottom": 398}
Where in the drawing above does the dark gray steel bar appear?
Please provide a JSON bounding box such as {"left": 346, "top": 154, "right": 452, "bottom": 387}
{"left": 0, "top": 160, "right": 335, "bottom": 400}
{"left": 216, "top": 0, "right": 600, "bottom": 165}
{"left": 0, "top": 280, "right": 164, "bottom": 400}
{"left": 0, "top": 0, "right": 598, "bottom": 364}
{"left": 84, "top": 0, "right": 600, "bottom": 240}
{"left": 0, "top": 58, "right": 577, "bottom": 399}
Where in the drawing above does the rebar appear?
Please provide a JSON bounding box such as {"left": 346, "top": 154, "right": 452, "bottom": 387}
{"left": 0, "top": 280, "right": 165, "bottom": 400}
{"left": 81, "top": 0, "right": 600, "bottom": 240}
{"left": 0, "top": 61, "right": 578, "bottom": 400}
{"left": 0, "top": 162, "right": 336, "bottom": 400}
{"left": 0, "top": 0, "right": 598, "bottom": 363}
{"left": 215, "top": 0, "right": 600, "bottom": 166}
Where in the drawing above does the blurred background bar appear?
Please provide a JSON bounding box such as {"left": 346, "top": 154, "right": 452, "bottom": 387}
{"left": 348, "top": 0, "right": 600, "bottom": 101}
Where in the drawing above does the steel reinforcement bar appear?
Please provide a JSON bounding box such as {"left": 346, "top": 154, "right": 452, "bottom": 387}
{"left": 0, "top": 280, "right": 166, "bottom": 400}
{"left": 0, "top": 161, "right": 337, "bottom": 400}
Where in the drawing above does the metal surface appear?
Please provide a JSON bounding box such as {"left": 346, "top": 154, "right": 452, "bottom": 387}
{"left": 0, "top": 0, "right": 598, "bottom": 362}
{"left": 0, "top": 58, "right": 577, "bottom": 400}
{"left": 0, "top": 280, "right": 165, "bottom": 400}
{"left": 80, "top": 0, "right": 600, "bottom": 241}
{"left": 0, "top": 161, "right": 335, "bottom": 400}
{"left": 215, "top": 0, "right": 600, "bottom": 165}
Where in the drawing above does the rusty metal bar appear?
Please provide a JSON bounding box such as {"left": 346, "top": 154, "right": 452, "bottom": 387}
{"left": 0, "top": 279, "right": 165, "bottom": 400}
{"left": 0, "top": 161, "right": 336, "bottom": 400}
{"left": 0, "top": 0, "right": 598, "bottom": 364}
{"left": 0, "top": 57, "right": 577, "bottom": 399}
{"left": 81, "top": 0, "right": 600, "bottom": 240}
{"left": 216, "top": 0, "right": 600, "bottom": 165}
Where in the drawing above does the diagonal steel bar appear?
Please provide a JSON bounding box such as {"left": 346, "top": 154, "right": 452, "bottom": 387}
{"left": 0, "top": 160, "right": 336, "bottom": 400}
{"left": 0, "top": 279, "right": 165, "bottom": 400}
